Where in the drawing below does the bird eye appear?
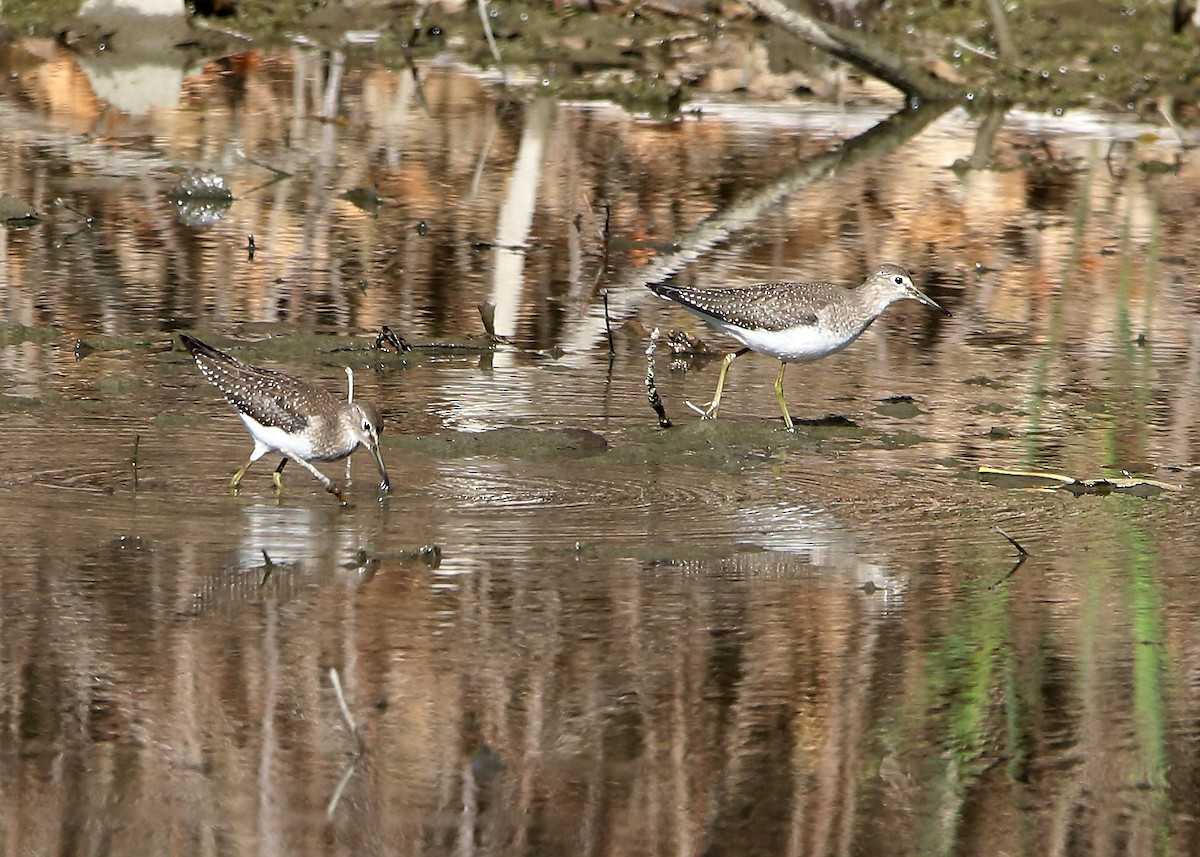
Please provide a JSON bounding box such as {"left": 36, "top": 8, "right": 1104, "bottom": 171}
{"left": 894, "top": 275, "right": 904, "bottom": 285}
{"left": 362, "top": 419, "right": 372, "bottom": 433}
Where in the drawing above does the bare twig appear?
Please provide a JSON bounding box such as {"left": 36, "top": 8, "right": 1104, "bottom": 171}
{"left": 646, "top": 328, "right": 672, "bottom": 428}
{"left": 259, "top": 549, "right": 275, "bottom": 586}
{"left": 477, "top": 0, "right": 505, "bottom": 83}
{"left": 952, "top": 37, "right": 998, "bottom": 61}
{"left": 602, "top": 290, "right": 615, "bottom": 356}
{"left": 995, "top": 527, "right": 1029, "bottom": 556}
{"left": 329, "top": 667, "right": 364, "bottom": 754}
{"left": 989, "top": 553, "right": 1027, "bottom": 589}
{"left": 326, "top": 755, "right": 363, "bottom": 821}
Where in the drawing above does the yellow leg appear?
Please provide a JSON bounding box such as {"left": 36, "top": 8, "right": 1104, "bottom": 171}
{"left": 230, "top": 459, "right": 254, "bottom": 490}
{"left": 686, "top": 347, "right": 748, "bottom": 420}
{"left": 272, "top": 458, "right": 288, "bottom": 490}
{"left": 774, "top": 361, "right": 794, "bottom": 431}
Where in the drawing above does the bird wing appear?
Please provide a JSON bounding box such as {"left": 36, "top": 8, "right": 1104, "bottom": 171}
{"left": 650, "top": 281, "right": 847, "bottom": 332}
{"left": 184, "top": 336, "right": 334, "bottom": 433}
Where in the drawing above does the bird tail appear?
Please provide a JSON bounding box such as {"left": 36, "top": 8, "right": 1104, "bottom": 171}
{"left": 645, "top": 282, "right": 680, "bottom": 299}
{"left": 180, "top": 333, "right": 229, "bottom": 363}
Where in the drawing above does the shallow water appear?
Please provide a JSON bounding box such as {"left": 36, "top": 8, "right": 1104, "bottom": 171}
{"left": 3, "top": 30, "right": 1200, "bottom": 857}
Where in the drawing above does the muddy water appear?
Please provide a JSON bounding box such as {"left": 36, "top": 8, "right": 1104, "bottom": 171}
{"left": 3, "top": 35, "right": 1200, "bottom": 857}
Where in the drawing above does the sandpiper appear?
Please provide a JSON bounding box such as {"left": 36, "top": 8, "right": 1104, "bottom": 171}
{"left": 648, "top": 264, "right": 949, "bottom": 430}
{"left": 180, "top": 334, "right": 391, "bottom": 502}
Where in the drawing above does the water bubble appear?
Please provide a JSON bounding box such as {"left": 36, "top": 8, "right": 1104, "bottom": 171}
{"left": 1058, "top": 66, "right": 1067, "bottom": 74}
{"left": 519, "top": 12, "right": 528, "bottom": 20}
{"left": 1040, "top": 69, "right": 1050, "bottom": 79}
{"left": 541, "top": 79, "right": 550, "bottom": 87}
{"left": 1112, "top": 44, "right": 1120, "bottom": 53}
{"left": 906, "top": 24, "right": 915, "bottom": 34}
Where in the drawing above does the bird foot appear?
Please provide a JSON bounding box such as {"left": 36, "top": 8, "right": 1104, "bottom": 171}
{"left": 325, "top": 482, "right": 348, "bottom": 505}
{"left": 684, "top": 399, "right": 719, "bottom": 420}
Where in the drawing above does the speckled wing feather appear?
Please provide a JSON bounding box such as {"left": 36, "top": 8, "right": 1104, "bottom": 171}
{"left": 181, "top": 335, "right": 333, "bottom": 433}
{"left": 648, "top": 281, "right": 850, "bottom": 332}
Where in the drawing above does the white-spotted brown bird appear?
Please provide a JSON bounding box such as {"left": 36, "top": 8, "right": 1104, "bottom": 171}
{"left": 181, "top": 334, "right": 390, "bottom": 502}
{"left": 648, "top": 264, "right": 949, "bottom": 430}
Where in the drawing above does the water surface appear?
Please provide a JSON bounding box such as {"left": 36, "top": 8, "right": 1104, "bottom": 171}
{"left": 2, "top": 31, "right": 1200, "bottom": 856}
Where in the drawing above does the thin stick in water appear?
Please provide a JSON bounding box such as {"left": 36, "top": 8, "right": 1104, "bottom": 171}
{"left": 329, "top": 667, "right": 364, "bottom": 755}
{"left": 645, "top": 328, "right": 672, "bottom": 428}
{"left": 995, "top": 527, "right": 1029, "bottom": 556}
{"left": 325, "top": 755, "right": 363, "bottom": 821}
{"left": 477, "top": 0, "right": 505, "bottom": 83}
{"left": 602, "top": 290, "right": 615, "bottom": 356}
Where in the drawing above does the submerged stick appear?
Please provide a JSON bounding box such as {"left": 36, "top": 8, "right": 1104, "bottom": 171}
{"left": 602, "top": 290, "right": 615, "bottom": 356}
{"left": 477, "top": 0, "right": 506, "bottom": 83}
{"left": 646, "top": 328, "right": 672, "bottom": 428}
{"left": 326, "top": 755, "right": 363, "bottom": 822}
{"left": 989, "top": 553, "right": 1027, "bottom": 590}
{"left": 329, "top": 667, "right": 364, "bottom": 755}
{"left": 995, "top": 527, "right": 1029, "bottom": 556}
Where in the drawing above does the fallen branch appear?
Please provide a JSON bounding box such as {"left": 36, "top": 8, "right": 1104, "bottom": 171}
{"left": 741, "top": 0, "right": 962, "bottom": 102}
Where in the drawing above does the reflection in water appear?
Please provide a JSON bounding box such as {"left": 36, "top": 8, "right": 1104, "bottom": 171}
{"left": 491, "top": 97, "right": 553, "bottom": 340}
{"left": 2, "top": 33, "right": 1200, "bottom": 857}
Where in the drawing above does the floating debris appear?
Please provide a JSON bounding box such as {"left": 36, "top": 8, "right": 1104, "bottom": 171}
{"left": 342, "top": 185, "right": 387, "bottom": 214}
{"left": 0, "top": 196, "right": 39, "bottom": 224}
{"left": 665, "top": 329, "right": 714, "bottom": 357}
{"left": 979, "top": 466, "right": 1179, "bottom": 498}
{"left": 168, "top": 170, "right": 233, "bottom": 228}
{"left": 375, "top": 325, "right": 413, "bottom": 353}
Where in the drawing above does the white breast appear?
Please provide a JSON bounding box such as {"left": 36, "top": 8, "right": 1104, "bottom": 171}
{"left": 240, "top": 413, "right": 318, "bottom": 459}
{"left": 713, "top": 319, "right": 866, "bottom": 363}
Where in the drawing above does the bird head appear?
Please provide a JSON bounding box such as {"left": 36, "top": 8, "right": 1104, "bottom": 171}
{"left": 869, "top": 264, "right": 950, "bottom": 316}
{"left": 350, "top": 401, "right": 391, "bottom": 493}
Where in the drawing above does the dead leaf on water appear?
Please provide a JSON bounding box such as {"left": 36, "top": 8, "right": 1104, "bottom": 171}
{"left": 979, "top": 466, "right": 1179, "bottom": 498}
{"left": 0, "top": 196, "right": 39, "bottom": 223}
